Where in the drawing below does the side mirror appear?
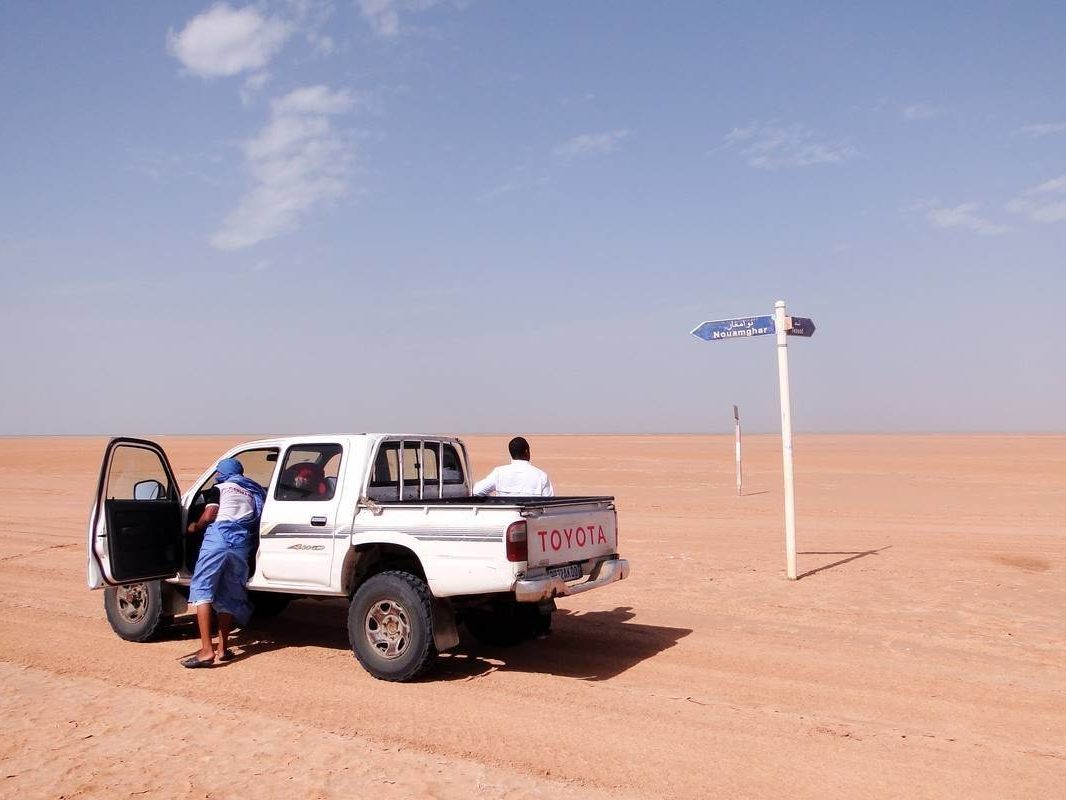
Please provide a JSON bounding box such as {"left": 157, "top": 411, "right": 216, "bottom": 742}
{"left": 133, "top": 479, "right": 165, "bottom": 500}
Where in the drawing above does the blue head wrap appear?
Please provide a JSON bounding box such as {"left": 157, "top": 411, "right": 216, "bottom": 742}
{"left": 215, "top": 458, "right": 244, "bottom": 481}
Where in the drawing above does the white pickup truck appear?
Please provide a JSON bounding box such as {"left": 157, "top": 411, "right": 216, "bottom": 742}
{"left": 87, "top": 434, "right": 629, "bottom": 681}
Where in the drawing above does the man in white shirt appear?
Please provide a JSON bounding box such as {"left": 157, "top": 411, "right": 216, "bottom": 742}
{"left": 473, "top": 437, "right": 555, "bottom": 497}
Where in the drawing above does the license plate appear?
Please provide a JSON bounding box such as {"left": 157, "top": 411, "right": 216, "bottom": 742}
{"left": 548, "top": 563, "right": 582, "bottom": 582}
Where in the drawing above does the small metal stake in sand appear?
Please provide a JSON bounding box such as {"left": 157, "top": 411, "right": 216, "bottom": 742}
{"left": 733, "top": 404, "right": 742, "bottom": 496}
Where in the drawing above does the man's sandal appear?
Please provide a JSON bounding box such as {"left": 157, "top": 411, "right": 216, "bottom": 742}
{"left": 180, "top": 655, "right": 215, "bottom": 669}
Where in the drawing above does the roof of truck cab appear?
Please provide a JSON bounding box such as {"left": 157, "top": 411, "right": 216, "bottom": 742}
{"left": 227, "top": 433, "right": 464, "bottom": 449}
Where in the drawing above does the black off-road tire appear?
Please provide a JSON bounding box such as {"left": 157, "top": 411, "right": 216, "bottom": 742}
{"left": 464, "top": 600, "right": 551, "bottom": 647}
{"left": 103, "top": 581, "right": 172, "bottom": 642}
{"left": 349, "top": 571, "right": 436, "bottom": 682}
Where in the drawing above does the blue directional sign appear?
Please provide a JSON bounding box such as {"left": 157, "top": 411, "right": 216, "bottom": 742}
{"left": 787, "top": 317, "right": 816, "bottom": 337}
{"left": 691, "top": 315, "right": 775, "bottom": 341}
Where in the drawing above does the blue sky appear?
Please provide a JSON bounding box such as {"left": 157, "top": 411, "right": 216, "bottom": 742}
{"left": 1, "top": 1, "right": 1064, "bottom": 434}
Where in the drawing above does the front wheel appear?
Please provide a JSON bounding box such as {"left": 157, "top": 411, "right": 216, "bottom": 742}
{"left": 103, "top": 581, "right": 172, "bottom": 642}
{"left": 348, "top": 571, "right": 436, "bottom": 682}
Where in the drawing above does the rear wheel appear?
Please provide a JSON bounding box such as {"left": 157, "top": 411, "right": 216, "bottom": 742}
{"left": 348, "top": 571, "right": 436, "bottom": 682}
{"left": 103, "top": 581, "right": 172, "bottom": 642}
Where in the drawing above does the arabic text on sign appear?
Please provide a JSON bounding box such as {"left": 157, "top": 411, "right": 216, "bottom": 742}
{"left": 690, "top": 315, "right": 776, "bottom": 341}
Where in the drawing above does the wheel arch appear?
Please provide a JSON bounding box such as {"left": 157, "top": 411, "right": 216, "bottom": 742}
{"left": 342, "top": 541, "right": 427, "bottom": 597}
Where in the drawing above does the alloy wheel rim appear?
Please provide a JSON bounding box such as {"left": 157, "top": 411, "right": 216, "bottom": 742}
{"left": 364, "top": 599, "right": 411, "bottom": 659}
{"left": 116, "top": 583, "right": 149, "bottom": 623}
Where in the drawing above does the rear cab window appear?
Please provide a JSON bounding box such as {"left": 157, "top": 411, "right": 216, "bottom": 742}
{"left": 367, "top": 439, "right": 466, "bottom": 501}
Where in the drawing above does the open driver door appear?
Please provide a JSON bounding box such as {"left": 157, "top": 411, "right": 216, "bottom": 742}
{"left": 87, "top": 438, "right": 184, "bottom": 588}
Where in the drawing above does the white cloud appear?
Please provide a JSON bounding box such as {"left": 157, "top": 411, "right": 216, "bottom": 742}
{"left": 1013, "top": 121, "right": 1066, "bottom": 138}
{"left": 211, "top": 85, "right": 355, "bottom": 250}
{"left": 903, "top": 104, "right": 943, "bottom": 121}
{"left": 1005, "top": 175, "right": 1066, "bottom": 224}
{"left": 924, "top": 202, "right": 1013, "bottom": 236}
{"left": 723, "top": 123, "right": 857, "bottom": 169}
{"left": 168, "top": 3, "right": 293, "bottom": 78}
{"left": 358, "top": 0, "right": 445, "bottom": 37}
{"left": 553, "top": 129, "right": 629, "bottom": 159}
{"left": 273, "top": 84, "right": 356, "bottom": 115}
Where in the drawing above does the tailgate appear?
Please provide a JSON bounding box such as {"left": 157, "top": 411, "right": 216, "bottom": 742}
{"left": 524, "top": 503, "right": 617, "bottom": 568}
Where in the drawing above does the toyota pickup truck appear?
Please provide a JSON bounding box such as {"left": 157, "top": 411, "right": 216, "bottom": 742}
{"left": 87, "top": 434, "right": 630, "bottom": 681}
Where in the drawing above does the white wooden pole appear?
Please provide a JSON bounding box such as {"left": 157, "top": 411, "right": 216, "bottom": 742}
{"left": 733, "top": 404, "right": 742, "bottom": 496}
{"left": 774, "top": 300, "right": 798, "bottom": 580}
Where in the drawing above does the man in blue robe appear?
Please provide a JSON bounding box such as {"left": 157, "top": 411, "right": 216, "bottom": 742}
{"left": 182, "top": 458, "right": 266, "bottom": 668}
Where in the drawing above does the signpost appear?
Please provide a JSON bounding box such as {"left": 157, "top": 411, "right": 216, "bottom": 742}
{"left": 773, "top": 301, "right": 798, "bottom": 581}
{"left": 690, "top": 301, "right": 816, "bottom": 580}
{"left": 733, "top": 404, "right": 742, "bottom": 496}
{"left": 786, "top": 317, "right": 816, "bottom": 337}
{"left": 691, "top": 315, "right": 775, "bottom": 341}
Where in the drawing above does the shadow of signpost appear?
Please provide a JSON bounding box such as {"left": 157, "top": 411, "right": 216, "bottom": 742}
{"left": 797, "top": 545, "right": 892, "bottom": 579}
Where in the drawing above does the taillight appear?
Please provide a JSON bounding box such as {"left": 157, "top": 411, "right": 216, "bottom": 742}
{"left": 505, "top": 520, "right": 527, "bottom": 562}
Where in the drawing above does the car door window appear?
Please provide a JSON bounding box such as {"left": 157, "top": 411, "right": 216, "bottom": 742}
{"left": 106, "top": 445, "right": 176, "bottom": 501}
{"left": 232, "top": 448, "right": 279, "bottom": 489}
{"left": 190, "top": 448, "right": 279, "bottom": 524}
{"left": 276, "top": 444, "right": 343, "bottom": 501}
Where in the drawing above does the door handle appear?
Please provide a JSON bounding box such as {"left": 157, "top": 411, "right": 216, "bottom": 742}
{"left": 310, "top": 516, "right": 327, "bottom": 527}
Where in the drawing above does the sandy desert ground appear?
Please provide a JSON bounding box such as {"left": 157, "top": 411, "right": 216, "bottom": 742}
{"left": 0, "top": 434, "right": 1063, "bottom": 799}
